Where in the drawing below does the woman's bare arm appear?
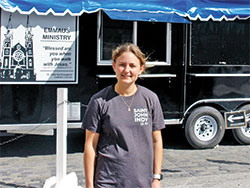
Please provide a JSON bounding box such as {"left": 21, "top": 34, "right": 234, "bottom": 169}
{"left": 152, "top": 130, "right": 163, "bottom": 188}
{"left": 84, "top": 129, "right": 100, "bottom": 188}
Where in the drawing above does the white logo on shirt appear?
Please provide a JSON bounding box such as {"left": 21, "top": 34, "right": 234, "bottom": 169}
{"left": 133, "top": 108, "right": 149, "bottom": 126}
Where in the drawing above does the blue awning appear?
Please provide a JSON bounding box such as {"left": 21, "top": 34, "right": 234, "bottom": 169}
{"left": 186, "top": 0, "right": 250, "bottom": 21}
{"left": 104, "top": 10, "right": 190, "bottom": 23}
{"left": 0, "top": 0, "right": 249, "bottom": 22}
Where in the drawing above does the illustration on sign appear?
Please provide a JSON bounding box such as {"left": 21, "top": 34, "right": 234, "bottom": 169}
{"left": 0, "top": 11, "right": 78, "bottom": 84}
{"left": 0, "top": 15, "right": 36, "bottom": 81}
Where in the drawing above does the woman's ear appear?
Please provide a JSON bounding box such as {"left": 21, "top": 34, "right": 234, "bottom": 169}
{"left": 139, "top": 64, "right": 145, "bottom": 75}
{"left": 112, "top": 61, "right": 116, "bottom": 72}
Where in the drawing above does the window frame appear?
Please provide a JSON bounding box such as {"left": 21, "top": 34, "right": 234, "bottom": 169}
{"left": 97, "top": 11, "right": 172, "bottom": 66}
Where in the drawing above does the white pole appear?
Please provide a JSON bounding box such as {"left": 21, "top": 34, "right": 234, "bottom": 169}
{"left": 133, "top": 21, "right": 137, "bottom": 45}
{"left": 56, "top": 88, "right": 68, "bottom": 183}
{"left": 44, "top": 88, "right": 81, "bottom": 188}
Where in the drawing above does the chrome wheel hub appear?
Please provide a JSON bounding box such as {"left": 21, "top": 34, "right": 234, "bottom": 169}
{"left": 194, "top": 116, "right": 217, "bottom": 141}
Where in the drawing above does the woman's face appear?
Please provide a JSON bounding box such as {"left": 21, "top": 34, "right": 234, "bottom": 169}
{"left": 112, "top": 52, "right": 144, "bottom": 85}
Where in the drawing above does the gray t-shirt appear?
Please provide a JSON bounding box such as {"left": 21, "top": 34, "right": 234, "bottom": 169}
{"left": 82, "top": 85, "right": 165, "bottom": 188}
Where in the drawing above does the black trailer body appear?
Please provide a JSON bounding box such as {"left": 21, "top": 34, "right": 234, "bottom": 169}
{"left": 0, "top": 9, "right": 249, "bottom": 149}
{"left": 184, "top": 20, "right": 250, "bottom": 148}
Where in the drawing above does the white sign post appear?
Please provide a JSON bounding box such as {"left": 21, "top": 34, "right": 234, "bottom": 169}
{"left": 43, "top": 88, "right": 82, "bottom": 188}
{"left": 57, "top": 88, "right": 68, "bottom": 182}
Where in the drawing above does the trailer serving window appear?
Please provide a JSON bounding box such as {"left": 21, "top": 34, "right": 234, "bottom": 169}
{"left": 190, "top": 20, "right": 250, "bottom": 66}
{"left": 97, "top": 11, "right": 171, "bottom": 66}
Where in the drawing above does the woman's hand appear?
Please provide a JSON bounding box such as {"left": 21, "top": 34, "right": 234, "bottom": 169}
{"left": 152, "top": 179, "right": 161, "bottom": 188}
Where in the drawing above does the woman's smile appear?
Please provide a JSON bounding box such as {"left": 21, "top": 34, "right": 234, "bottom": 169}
{"left": 112, "top": 52, "right": 144, "bottom": 85}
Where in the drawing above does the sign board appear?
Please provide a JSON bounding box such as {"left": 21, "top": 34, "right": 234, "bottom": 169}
{"left": 67, "top": 102, "right": 81, "bottom": 121}
{"left": 0, "top": 10, "right": 78, "bottom": 84}
{"left": 224, "top": 110, "right": 246, "bottom": 129}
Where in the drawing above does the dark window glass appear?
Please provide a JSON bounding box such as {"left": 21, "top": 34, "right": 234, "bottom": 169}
{"left": 191, "top": 20, "right": 250, "bottom": 65}
{"left": 102, "top": 14, "right": 133, "bottom": 60}
{"left": 137, "top": 22, "right": 166, "bottom": 62}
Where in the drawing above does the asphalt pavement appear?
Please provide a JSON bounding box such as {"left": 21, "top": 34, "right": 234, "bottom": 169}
{"left": 0, "top": 127, "right": 250, "bottom": 188}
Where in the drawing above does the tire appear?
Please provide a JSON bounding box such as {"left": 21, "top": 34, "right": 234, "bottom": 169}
{"left": 232, "top": 104, "right": 250, "bottom": 145}
{"left": 185, "top": 106, "right": 225, "bottom": 149}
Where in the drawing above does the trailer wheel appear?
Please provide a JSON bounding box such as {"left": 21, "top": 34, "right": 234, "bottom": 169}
{"left": 232, "top": 104, "right": 250, "bottom": 145}
{"left": 185, "top": 106, "right": 225, "bottom": 149}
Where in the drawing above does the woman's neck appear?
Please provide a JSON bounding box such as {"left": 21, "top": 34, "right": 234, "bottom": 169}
{"left": 115, "top": 83, "right": 137, "bottom": 96}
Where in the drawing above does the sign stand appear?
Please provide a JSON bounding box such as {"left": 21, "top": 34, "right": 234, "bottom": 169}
{"left": 43, "top": 88, "right": 82, "bottom": 188}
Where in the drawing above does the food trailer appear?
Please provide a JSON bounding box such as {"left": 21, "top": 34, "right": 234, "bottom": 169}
{"left": 0, "top": 0, "right": 249, "bottom": 149}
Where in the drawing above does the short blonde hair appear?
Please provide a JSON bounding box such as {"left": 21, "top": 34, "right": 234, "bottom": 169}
{"left": 112, "top": 43, "right": 147, "bottom": 67}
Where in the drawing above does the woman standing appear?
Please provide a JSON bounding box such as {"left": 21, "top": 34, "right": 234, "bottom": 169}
{"left": 82, "top": 43, "right": 165, "bottom": 188}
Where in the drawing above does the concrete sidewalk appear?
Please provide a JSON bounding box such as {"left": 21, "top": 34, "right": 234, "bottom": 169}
{"left": 1, "top": 128, "right": 250, "bottom": 187}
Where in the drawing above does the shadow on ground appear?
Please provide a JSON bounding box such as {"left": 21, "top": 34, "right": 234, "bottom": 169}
{"left": 0, "top": 129, "right": 85, "bottom": 157}
{"left": 162, "top": 126, "right": 192, "bottom": 150}
{"left": 162, "top": 126, "right": 240, "bottom": 150}
{"left": 0, "top": 126, "right": 241, "bottom": 157}
{"left": 0, "top": 181, "right": 36, "bottom": 188}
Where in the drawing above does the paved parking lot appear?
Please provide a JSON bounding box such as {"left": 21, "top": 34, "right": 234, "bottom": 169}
{"left": 1, "top": 127, "right": 250, "bottom": 188}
